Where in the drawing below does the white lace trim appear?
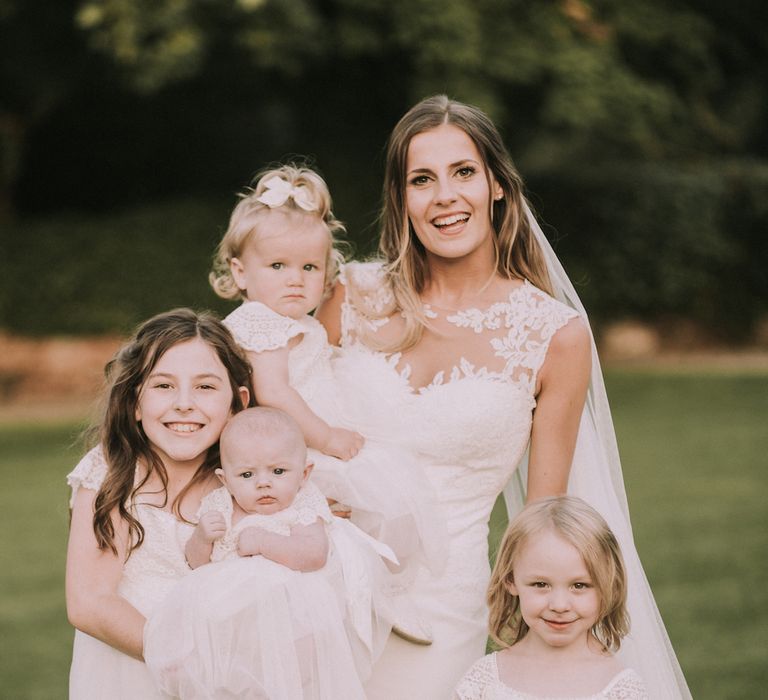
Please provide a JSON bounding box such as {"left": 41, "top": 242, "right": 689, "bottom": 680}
{"left": 67, "top": 446, "right": 108, "bottom": 506}
{"left": 455, "top": 653, "right": 648, "bottom": 700}
{"left": 223, "top": 300, "right": 303, "bottom": 352}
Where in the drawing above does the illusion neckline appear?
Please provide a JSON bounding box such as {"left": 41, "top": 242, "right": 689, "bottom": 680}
{"left": 420, "top": 279, "right": 531, "bottom": 317}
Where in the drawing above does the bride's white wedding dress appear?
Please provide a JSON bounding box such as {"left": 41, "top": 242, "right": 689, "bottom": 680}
{"left": 334, "top": 260, "right": 690, "bottom": 700}
{"left": 334, "top": 263, "right": 579, "bottom": 699}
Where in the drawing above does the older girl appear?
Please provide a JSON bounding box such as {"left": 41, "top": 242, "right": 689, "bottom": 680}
{"left": 65, "top": 308, "right": 253, "bottom": 698}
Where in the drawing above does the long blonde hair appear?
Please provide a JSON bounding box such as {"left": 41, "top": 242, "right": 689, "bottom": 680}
{"left": 210, "top": 164, "right": 347, "bottom": 301}
{"left": 366, "top": 95, "right": 552, "bottom": 351}
{"left": 488, "top": 496, "right": 630, "bottom": 653}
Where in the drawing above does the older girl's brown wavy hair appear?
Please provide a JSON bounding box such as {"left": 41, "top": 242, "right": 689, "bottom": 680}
{"left": 87, "top": 308, "right": 254, "bottom": 557}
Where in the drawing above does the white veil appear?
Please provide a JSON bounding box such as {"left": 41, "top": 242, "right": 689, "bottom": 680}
{"left": 503, "top": 204, "right": 692, "bottom": 699}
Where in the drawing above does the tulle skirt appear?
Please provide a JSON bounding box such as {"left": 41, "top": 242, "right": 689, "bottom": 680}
{"left": 144, "top": 522, "right": 394, "bottom": 699}
{"left": 310, "top": 439, "right": 446, "bottom": 587}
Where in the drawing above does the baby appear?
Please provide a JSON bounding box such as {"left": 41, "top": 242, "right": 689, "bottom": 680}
{"left": 144, "top": 407, "right": 396, "bottom": 700}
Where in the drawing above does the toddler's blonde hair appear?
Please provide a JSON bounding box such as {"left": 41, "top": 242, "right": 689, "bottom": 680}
{"left": 210, "top": 164, "right": 347, "bottom": 301}
{"left": 488, "top": 495, "right": 630, "bottom": 653}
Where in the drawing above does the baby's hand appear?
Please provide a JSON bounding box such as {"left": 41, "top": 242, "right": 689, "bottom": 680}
{"left": 322, "top": 427, "right": 364, "bottom": 460}
{"left": 194, "top": 511, "right": 226, "bottom": 543}
{"left": 327, "top": 499, "right": 352, "bottom": 519}
{"left": 237, "top": 526, "right": 266, "bottom": 557}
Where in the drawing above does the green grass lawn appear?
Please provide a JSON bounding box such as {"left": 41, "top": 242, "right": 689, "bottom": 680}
{"left": 1, "top": 371, "right": 766, "bottom": 698}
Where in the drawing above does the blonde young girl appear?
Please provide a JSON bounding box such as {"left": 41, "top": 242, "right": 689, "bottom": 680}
{"left": 143, "top": 407, "right": 396, "bottom": 699}
{"left": 454, "top": 496, "right": 648, "bottom": 700}
{"left": 209, "top": 164, "right": 444, "bottom": 643}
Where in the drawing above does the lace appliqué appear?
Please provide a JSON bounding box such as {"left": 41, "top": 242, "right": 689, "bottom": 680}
{"left": 339, "top": 262, "right": 394, "bottom": 346}
{"left": 447, "top": 281, "right": 579, "bottom": 381}
{"left": 67, "top": 446, "right": 108, "bottom": 506}
{"left": 454, "top": 654, "right": 648, "bottom": 700}
{"left": 455, "top": 653, "right": 497, "bottom": 700}
{"left": 202, "top": 482, "right": 332, "bottom": 562}
{"left": 223, "top": 300, "right": 303, "bottom": 352}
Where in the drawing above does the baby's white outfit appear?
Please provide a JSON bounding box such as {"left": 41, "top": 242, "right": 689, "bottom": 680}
{"left": 144, "top": 481, "right": 394, "bottom": 700}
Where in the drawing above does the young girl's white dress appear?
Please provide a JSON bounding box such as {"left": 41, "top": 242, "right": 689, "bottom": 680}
{"left": 67, "top": 447, "right": 195, "bottom": 700}
{"left": 143, "top": 480, "right": 395, "bottom": 700}
{"left": 454, "top": 653, "right": 648, "bottom": 700}
{"left": 223, "top": 300, "right": 444, "bottom": 582}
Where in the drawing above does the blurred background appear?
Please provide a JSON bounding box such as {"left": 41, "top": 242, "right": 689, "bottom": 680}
{"left": 1, "top": 1, "right": 767, "bottom": 698}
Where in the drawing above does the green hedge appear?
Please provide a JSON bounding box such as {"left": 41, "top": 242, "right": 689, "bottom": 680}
{"left": 4, "top": 160, "right": 767, "bottom": 339}
{"left": 3, "top": 198, "right": 235, "bottom": 335}
{"left": 527, "top": 159, "right": 768, "bottom": 341}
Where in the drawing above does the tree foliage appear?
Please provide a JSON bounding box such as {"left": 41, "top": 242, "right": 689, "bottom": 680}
{"left": 69, "top": 0, "right": 768, "bottom": 163}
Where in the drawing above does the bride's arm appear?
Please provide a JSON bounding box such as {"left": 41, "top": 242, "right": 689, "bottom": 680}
{"left": 315, "top": 280, "right": 346, "bottom": 346}
{"left": 66, "top": 487, "right": 146, "bottom": 660}
{"left": 527, "top": 317, "right": 591, "bottom": 502}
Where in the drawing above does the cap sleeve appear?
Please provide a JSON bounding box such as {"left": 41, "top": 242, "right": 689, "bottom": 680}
{"left": 66, "top": 446, "right": 108, "bottom": 507}
{"left": 292, "top": 480, "right": 334, "bottom": 526}
{"left": 223, "top": 301, "right": 303, "bottom": 353}
{"left": 197, "top": 486, "right": 233, "bottom": 521}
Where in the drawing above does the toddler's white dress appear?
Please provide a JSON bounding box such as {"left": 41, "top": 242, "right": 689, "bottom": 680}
{"left": 143, "top": 480, "right": 395, "bottom": 700}
{"left": 223, "top": 300, "right": 445, "bottom": 583}
{"left": 454, "top": 653, "right": 649, "bottom": 700}
{"left": 67, "top": 447, "right": 194, "bottom": 700}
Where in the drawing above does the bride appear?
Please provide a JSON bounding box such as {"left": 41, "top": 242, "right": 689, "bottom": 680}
{"left": 317, "top": 95, "right": 691, "bottom": 699}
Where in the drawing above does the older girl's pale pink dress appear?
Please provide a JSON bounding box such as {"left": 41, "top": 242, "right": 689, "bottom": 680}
{"left": 67, "top": 448, "right": 194, "bottom": 699}
{"left": 334, "top": 262, "right": 580, "bottom": 700}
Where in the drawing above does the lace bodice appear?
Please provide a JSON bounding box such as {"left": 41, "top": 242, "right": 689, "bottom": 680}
{"left": 334, "top": 262, "right": 580, "bottom": 610}
{"left": 454, "top": 654, "right": 648, "bottom": 700}
{"left": 199, "top": 481, "right": 333, "bottom": 561}
{"left": 67, "top": 448, "right": 193, "bottom": 617}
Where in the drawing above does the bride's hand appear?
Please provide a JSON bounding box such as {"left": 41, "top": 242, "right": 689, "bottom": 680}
{"left": 321, "top": 427, "right": 364, "bottom": 460}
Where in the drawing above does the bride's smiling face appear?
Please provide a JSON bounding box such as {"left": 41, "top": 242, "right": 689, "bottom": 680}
{"left": 405, "top": 123, "right": 503, "bottom": 264}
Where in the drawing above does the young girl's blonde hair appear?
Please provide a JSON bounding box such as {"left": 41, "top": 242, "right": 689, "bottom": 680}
{"left": 210, "top": 164, "right": 347, "bottom": 301}
{"left": 488, "top": 495, "right": 630, "bottom": 653}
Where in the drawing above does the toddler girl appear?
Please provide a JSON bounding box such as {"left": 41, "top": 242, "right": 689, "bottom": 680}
{"left": 144, "top": 407, "right": 396, "bottom": 699}
{"left": 209, "top": 164, "right": 444, "bottom": 643}
{"left": 454, "top": 496, "right": 648, "bottom": 700}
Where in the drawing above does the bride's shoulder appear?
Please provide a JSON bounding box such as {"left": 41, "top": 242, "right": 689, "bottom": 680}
{"left": 338, "top": 260, "right": 387, "bottom": 288}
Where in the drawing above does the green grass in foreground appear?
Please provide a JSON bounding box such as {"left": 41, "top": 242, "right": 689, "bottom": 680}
{"left": 1, "top": 372, "right": 766, "bottom": 698}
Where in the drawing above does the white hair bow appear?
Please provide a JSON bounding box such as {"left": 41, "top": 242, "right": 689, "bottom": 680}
{"left": 256, "top": 176, "right": 317, "bottom": 211}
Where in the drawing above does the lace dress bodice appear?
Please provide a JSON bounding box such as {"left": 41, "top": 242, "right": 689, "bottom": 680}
{"left": 337, "top": 263, "right": 578, "bottom": 598}
{"left": 455, "top": 653, "right": 649, "bottom": 700}
{"left": 67, "top": 447, "right": 193, "bottom": 617}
